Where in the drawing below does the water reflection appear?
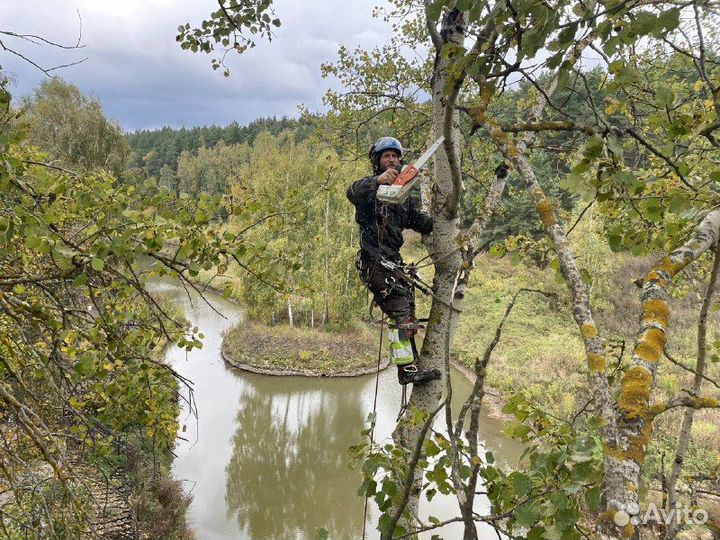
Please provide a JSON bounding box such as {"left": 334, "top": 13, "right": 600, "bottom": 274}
{"left": 149, "top": 278, "right": 524, "bottom": 540}
{"left": 225, "top": 376, "right": 366, "bottom": 540}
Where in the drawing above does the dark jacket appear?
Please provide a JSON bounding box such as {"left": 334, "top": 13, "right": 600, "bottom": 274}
{"left": 346, "top": 175, "right": 433, "bottom": 261}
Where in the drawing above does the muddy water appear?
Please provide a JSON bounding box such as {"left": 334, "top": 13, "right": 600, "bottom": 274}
{"left": 150, "top": 280, "right": 524, "bottom": 540}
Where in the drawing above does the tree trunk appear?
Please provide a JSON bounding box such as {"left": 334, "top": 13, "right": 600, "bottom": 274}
{"left": 665, "top": 240, "right": 720, "bottom": 538}
{"left": 606, "top": 209, "right": 720, "bottom": 538}
{"left": 287, "top": 298, "right": 293, "bottom": 328}
{"left": 387, "top": 9, "right": 468, "bottom": 537}
{"left": 323, "top": 191, "right": 330, "bottom": 327}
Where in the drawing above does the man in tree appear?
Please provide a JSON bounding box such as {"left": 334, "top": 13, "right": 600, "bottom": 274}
{"left": 347, "top": 136, "right": 441, "bottom": 385}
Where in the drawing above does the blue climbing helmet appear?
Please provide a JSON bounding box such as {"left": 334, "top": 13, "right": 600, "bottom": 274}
{"left": 369, "top": 136, "right": 404, "bottom": 174}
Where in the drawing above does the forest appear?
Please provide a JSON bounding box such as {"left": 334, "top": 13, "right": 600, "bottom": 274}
{"left": 1, "top": 0, "right": 719, "bottom": 539}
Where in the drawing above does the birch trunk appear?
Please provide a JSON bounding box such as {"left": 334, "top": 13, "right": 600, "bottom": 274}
{"left": 606, "top": 209, "right": 720, "bottom": 537}
{"left": 664, "top": 239, "right": 720, "bottom": 539}
{"left": 386, "top": 10, "right": 467, "bottom": 537}
{"left": 323, "top": 191, "right": 330, "bottom": 327}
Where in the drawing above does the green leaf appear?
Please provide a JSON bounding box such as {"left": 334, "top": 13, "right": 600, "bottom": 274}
{"left": 629, "top": 11, "right": 658, "bottom": 36}
{"left": 489, "top": 244, "right": 506, "bottom": 258}
{"left": 427, "top": 0, "right": 444, "bottom": 21}
{"left": 510, "top": 472, "right": 532, "bottom": 497}
{"left": 583, "top": 134, "right": 604, "bottom": 160}
{"left": 514, "top": 502, "right": 541, "bottom": 527}
{"left": 585, "top": 485, "right": 601, "bottom": 511}
{"left": 657, "top": 8, "right": 680, "bottom": 33}
{"left": 557, "top": 23, "right": 578, "bottom": 47}
{"left": 542, "top": 524, "right": 565, "bottom": 540}
{"left": 668, "top": 191, "right": 690, "bottom": 214}
{"left": 555, "top": 70, "right": 570, "bottom": 92}
{"left": 655, "top": 84, "right": 675, "bottom": 107}
{"left": 424, "top": 438, "right": 441, "bottom": 457}
{"left": 223, "top": 283, "right": 233, "bottom": 298}
{"left": 91, "top": 257, "right": 105, "bottom": 271}
{"left": 526, "top": 526, "right": 546, "bottom": 540}
{"left": 641, "top": 199, "right": 662, "bottom": 222}
{"left": 317, "top": 528, "right": 329, "bottom": 540}
{"left": 606, "top": 135, "right": 623, "bottom": 158}
{"left": 0, "top": 87, "right": 10, "bottom": 113}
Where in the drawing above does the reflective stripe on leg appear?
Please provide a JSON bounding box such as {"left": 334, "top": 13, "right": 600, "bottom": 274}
{"left": 387, "top": 326, "right": 414, "bottom": 366}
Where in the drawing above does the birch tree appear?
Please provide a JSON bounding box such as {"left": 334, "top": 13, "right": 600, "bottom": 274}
{"left": 184, "top": 1, "right": 720, "bottom": 538}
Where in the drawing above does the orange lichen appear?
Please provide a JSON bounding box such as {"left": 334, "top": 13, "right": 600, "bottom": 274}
{"left": 587, "top": 352, "right": 606, "bottom": 372}
{"left": 618, "top": 366, "right": 652, "bottom": 420}
{"left": 604, "top": 421, "right": 654, "bottom": 463}
{"left": 623, "top": 522, "right": 635, "bottom": 538}
{"left": 468, "top": 84, "right": 494, "bottom": 123}
{"left": 659, "top": 255, "right": 688, "bottom": 278}
{"left": 634, "top": 328, "right": 666, "bottom": 363}
{"left": 645, "top": 270, "right": 665, "bottom": 284}
{"left": 600, "top": 508, "right": 617, "bottom": 524}
{"left": 688, "top": 396, "right": 720, "bottom": 409}
{"left": 641, "top": 298, "right": 669, "bottom": 328}
{"left": 650, "top": 396, "right": 719, "bottom": 418}
{"left": 536, "top": 198, "right": 556, "bottom": 227}
{"left": 581, "top": 323, "right": 598, "bottom": 338}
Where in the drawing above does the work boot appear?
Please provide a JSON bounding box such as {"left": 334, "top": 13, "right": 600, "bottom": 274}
{"left": 397, "top": 363, "right": 442, "bottom": 385}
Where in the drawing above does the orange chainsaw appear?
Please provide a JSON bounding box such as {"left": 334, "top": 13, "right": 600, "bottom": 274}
{"left": 376, "top": 136, "right": 445, "bottom": 204}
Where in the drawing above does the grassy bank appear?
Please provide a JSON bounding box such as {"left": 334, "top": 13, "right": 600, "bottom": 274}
{"left": 222, "top": 321, "right": 382, "bottom": 376}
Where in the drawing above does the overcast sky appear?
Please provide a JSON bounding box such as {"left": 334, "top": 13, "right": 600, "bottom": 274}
{"left": 1, "top": 0, "right": 393, "bottom": 131}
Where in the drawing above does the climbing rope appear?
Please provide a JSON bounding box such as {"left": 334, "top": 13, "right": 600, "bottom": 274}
{"left": 361, "top": 314, "right": 385, "bottom": 540}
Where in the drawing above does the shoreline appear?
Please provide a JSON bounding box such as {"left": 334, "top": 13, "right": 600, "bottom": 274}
{"left": 450, "top": 358, "right": 513, "bottom": 422}
{"left": 179, "top": 278, "right": 511, "bottom": 418}
{"left": 220, "top": 344, "right": 391, "bottom": 377}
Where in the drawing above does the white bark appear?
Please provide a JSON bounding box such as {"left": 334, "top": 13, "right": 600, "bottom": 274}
{"left": 607, "top": 209, "right": 720, "bottom": 536}
{"left": 323, "top": 191, "right": 330, "bottom": 327}
{"left": 386, "top": 9, "right": 467, "bottom": 539}
{"left": 665, "top": 239, "right": 720, "bottom": 539}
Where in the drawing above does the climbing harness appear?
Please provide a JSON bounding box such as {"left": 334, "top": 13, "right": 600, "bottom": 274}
{"left": 378, "top": 257, "right": 462, "bottom": 313}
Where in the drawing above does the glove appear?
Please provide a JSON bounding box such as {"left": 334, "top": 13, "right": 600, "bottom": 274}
{"left": 494, "top": 162, "right": 509, "bottom": 179}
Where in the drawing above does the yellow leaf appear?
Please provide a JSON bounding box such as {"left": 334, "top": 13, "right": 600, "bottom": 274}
{"left": 694, "top": 80, "right": 704, "bottom": 93}
{"left": 605, "top": 99, "right": 621, "bottom": 115}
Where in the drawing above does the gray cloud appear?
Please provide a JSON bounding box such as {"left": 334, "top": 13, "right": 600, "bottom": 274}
{"left": 1, "top": 0, "right": 392, "bottom": 130}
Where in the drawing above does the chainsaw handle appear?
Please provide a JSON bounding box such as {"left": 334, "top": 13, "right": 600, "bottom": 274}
{"left": 393, "top": 164, "right": 418, "bottom": 187}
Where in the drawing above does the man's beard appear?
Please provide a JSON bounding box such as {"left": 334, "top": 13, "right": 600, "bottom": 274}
{"left": 380, "top": 163, "right": 402, "bottom": 173}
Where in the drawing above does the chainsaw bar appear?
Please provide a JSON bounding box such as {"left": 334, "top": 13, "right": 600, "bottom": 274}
{"left": 376, "top": 136, "right": 445, "bottom": 204}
